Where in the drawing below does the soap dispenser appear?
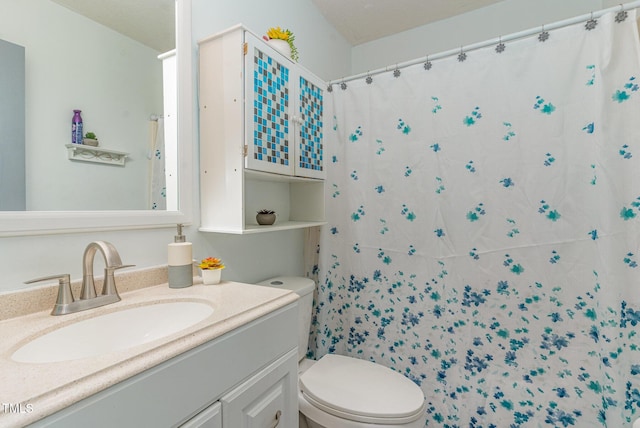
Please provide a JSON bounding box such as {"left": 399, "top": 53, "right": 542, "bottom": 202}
{"left": 168, "top": 224, "right": 193, "bottom": 288}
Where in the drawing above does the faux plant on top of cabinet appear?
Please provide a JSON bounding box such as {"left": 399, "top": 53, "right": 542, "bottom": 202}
{"left": 199, "top": 24, "right": 326, "bottom": 234}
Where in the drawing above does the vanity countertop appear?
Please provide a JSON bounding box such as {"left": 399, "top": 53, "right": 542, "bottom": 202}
{"left": 0, "top": 272, "right": 297, "bottom": 427}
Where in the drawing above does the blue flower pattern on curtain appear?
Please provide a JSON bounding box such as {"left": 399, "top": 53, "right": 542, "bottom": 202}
{"left": 310, "top": 11, "right": 640, "bottom": 427}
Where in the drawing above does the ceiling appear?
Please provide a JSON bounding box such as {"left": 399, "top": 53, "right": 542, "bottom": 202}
{"left": 51, "top": 0, "right": 505, "bottom": 52}
{"left": 51, "top": 0, "right": 176, "bottom": 53}
{"left": 311, "top": 0, "right": 504, "bottom": 45}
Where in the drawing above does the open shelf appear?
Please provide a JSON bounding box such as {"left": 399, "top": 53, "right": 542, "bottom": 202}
{"left": 199, "top": 220, "right": 326, "bottom": 235}
{"left": 65, "top": 144, "right": 128, "bottom": 166}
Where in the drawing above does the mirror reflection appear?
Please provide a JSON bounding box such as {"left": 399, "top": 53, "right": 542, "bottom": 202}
{"left": 1, "top": 0, "right": 177, "bottom": 212}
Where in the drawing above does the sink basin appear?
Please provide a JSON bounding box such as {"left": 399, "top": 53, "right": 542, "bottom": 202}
{"left": 12, "top": 301, "right": 214, "bottom": 363}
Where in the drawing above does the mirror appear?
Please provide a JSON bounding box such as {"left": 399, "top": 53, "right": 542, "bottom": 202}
{"left": 0, "top": 0, "right": 193, "bottom": 236}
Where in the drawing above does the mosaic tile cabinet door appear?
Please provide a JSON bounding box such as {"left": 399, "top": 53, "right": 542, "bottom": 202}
{"left": 198, "top": 25, "right": 326, "bottom": 234}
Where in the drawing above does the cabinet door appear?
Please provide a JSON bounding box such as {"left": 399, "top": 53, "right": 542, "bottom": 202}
{"left": 245, "top": 34, "right": 295, "bottom": 176}
{"left": 221, "top": 349, "right": 298, "bottom": 428}
{"left": 294, "top": 72, "right": 325, "bottom": 179}
{"left": 180, "top": 402, "right": 222, "bottom": 428}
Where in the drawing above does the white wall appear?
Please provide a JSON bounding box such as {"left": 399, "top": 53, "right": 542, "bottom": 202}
{"left": 191, "top": 0, "right": 352, "bottom": 81}
{"left": 1, "top": 0, "right": 163, "bottom": 211}
{"left": 351, "top": 0, "right": 607, "bottom": 75}
{"left": 0, "top": 0, "right": 350, "bottom": 294}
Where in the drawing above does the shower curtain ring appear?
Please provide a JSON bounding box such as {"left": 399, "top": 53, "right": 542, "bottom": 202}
{"left": 538, "top": 25, "right": 550, "bottom": 42}
{"left": 424, "top": 55, "right": 433, "bottom": 70}
{"left": 496, "top": 36, "right": 506, "bottom": 53}
{"left": 457, "top": 46, "right": 467, "bottom": 62}
{"left": 366, "top": 72, "right": 373, "bottom": 84}
{"left": 585, "top": 11, "right": 598, "bottom": 30}
{"left": 615, "top": 5, "right": 628, "bottom": 23}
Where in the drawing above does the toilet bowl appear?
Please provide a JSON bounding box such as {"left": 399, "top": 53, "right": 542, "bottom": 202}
{"left": 258, "top": 277, "right": 426, "bottom": 428}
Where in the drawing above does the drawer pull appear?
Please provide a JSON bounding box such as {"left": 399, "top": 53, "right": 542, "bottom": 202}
{"left": 269, "top": 410, "right": 282, "bottom": 428}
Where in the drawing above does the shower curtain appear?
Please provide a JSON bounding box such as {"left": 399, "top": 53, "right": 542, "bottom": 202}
{"left": 149, "top": 117, "right": 167, "bottom": 210}
{"left": 310, "top": 10, "right": 640, "bottom": 427}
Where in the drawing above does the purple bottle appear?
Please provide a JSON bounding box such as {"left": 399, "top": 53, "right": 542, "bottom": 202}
{"left": 72, "top": 110, "right": 83, "bottom": 144}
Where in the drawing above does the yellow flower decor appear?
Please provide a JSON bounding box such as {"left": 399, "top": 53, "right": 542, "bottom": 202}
{"left": 264, "top": 26, "right": 299, "bottom": 61}
{"left": 199, "top": 257, "right": 225, "bottom": 270}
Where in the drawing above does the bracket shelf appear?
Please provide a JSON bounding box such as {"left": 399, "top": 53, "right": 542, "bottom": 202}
{"left": 65, "top": 144, "right": 129, "bottom": 166}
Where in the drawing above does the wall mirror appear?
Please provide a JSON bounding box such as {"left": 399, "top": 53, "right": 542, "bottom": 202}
{"left": 0, "top": 0, "right": 193, "bottom": 236}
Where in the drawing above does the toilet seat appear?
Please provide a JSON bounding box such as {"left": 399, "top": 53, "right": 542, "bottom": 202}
{"left": 299, "top": 354, "right": 425, "bottom": 425}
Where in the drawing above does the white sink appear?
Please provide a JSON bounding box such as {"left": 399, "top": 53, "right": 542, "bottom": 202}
{"left": 12, "top": 301, "right": 214, "bottom": 363}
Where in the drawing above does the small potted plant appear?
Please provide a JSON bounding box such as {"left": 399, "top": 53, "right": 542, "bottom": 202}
{"left": 263, "top": 27, "right": 299, "bottom": 61}
{"left": 256, "top": 209, "right": 276, "bottom": 225}
{"left": 198, "top": 257, "right": 225, "bottom": 285}
{"left": 83, "top": 132, "right": 99, "bottom": 147}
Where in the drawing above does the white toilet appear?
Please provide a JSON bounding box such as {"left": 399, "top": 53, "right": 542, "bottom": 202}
{"left": 258, "top": 277, "right": 426, "bottom": 428}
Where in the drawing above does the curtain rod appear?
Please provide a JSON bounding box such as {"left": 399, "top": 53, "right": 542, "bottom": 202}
{"left": 330, "top": 1, "right": 640, "bottom": 86}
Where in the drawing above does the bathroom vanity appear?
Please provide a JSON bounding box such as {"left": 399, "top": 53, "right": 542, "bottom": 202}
{"left": 0, "top": 269, "right": 298, "bottom": 428}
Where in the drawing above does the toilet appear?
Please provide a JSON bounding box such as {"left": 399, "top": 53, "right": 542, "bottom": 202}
{"left": 258, "top": 277, "right": 426, "bottom": 428}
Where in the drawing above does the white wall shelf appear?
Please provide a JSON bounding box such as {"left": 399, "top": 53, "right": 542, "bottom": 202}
{"left": 65, "top": 144, "right": 129, "bottom": 166}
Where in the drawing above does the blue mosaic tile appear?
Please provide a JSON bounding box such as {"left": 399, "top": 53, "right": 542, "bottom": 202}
{"left": 253, "top": 48, "right": 290, "bottom": 166}
{"left": 299, "top": 76, "right": 324, "bottom": 171}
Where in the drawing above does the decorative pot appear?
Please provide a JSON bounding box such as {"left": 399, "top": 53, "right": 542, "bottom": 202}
{"left": 83, "top": 138, "right": 99, "bottom": 147}
{"left": 256, "top": 213, "right": 276, "bottom": 225}
{"left": 267, "top": 39, "right": 292, "bottom": 60}
{"left": 201, "top": 268, "right": 222, "bottom": 285}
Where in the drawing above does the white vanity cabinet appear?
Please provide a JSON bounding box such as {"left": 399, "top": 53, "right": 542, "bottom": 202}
{"left": 198, "top": 25, "right": 326, "bottom": 234}
{"left": 30, "top": 304, "right": 298, "bottom": 428}
{"left": 182, "top": 350, "right": 297, "bottom": 428}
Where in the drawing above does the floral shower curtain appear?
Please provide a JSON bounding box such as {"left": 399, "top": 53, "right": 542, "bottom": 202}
{"left": 310, "top": 10, "right": 640, "bottom": 427}
{"left": 149, "top": 117, "right": 166, "bottom": 210}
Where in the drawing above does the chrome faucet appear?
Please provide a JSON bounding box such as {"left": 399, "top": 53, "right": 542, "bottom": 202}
{"left": 25, "top": 241, "right": 134, "bottom": 316}
{"left": 81, "top": 241, "right": 125, "bottom": 300}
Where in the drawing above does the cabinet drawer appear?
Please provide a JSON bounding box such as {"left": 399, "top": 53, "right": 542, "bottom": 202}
{"left": 180, "top": 402, "right": 221, "bottom": 428}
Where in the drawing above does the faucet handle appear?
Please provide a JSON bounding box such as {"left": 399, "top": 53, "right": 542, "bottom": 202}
{"left": 25, "top": 274, "right": 74, "bottom": 310}
{"left": 101, "top": 264, "right": 135, "bottom": 297}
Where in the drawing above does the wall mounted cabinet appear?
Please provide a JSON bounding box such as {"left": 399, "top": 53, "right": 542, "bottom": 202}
{"left": 198, "top": 25, "right": 326, "bottom": 234}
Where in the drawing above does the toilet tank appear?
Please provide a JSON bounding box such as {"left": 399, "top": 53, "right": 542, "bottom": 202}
{"left": 258, "top": 276, "right": 315, "bottom": 362}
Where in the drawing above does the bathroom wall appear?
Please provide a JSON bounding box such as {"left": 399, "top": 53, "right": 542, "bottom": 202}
{"left": 0, "top": 0, "right": 350, "bottom": 294}
{"left": 190, "top": 0, "right": 351, "bottom": 81}
{"left": 351, "top": 0, "right": 609, "bottom": 75}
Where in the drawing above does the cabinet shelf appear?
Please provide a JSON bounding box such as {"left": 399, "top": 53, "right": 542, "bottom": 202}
{"left": 199, "top": 220, "right": 327, "bottom": 235}
{"left": 65, "top": 144, "right": 128, "bottom": 166}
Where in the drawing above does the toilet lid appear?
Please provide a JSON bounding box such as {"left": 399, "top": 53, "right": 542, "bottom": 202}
{"left": 300, "top": 354, "right": 425, "bottom": 424}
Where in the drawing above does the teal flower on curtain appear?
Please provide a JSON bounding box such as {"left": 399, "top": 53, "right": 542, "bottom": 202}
{"left": 534, "top": 96, "right": 556, "bottom": 114}
{"left": 612, "top": 77, "right": 639, "bottom": 102}
{"left": 349, "top": 126, "right": 363, "bottom": 141}
{"left": 539, "top": 200, "right": 561, "bottom": 221}
{"left": 503, "top": 122, "right": 516, "bottom": 140}
{"left": 619, "top": 144, "right": 633, "bottom": 159}
{"left": 397, "top": 118, "right": 411, "bottom": 134}
{"left": 463, "top": 106, "right": 482, "bottom": 126}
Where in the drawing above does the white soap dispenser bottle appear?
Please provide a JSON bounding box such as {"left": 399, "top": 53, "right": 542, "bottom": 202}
{"left": 168, "top": 224, "right": 193, "bottom": 288}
